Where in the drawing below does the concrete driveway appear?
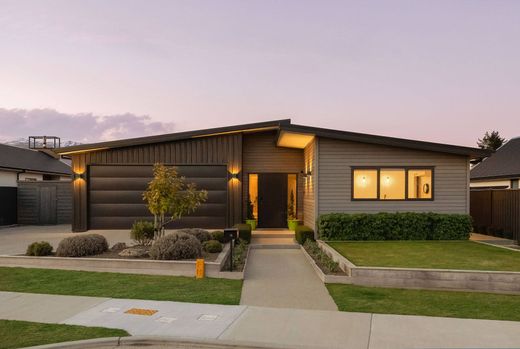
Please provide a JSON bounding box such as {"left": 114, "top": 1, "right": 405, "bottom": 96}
{"left": 0, "top": 225, "right": 133, "bottom": 255}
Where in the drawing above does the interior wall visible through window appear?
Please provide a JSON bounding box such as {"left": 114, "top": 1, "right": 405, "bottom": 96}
{"left": 353, "top": 169, "right": 378, "bottom": 199}
{"left": 248, "top": 174, "right": 258, "bottom": 219}
{"left": 287, "top": 174, "right": 297, "bottom": 219}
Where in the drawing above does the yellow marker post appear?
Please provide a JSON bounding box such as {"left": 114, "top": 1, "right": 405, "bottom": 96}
{"left": 195, "top": 258, "right": 205, "bottom": 279}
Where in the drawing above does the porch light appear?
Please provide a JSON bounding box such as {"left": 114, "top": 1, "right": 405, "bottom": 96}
{"left": 73, "top": 172, "right": 86, "bottom": 181}
{"left": 230, "top": 173, "right": 239, "bottom": 180}
{"left": 306, "top": 170, "right": 312, "bottom": 177}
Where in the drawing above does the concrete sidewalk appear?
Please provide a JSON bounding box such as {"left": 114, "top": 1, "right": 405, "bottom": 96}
{"left": 2, "top": 291, "right": 520, "bottom": 349}
{"left": 240, "top": 248, "right": 337, "bottom": 310}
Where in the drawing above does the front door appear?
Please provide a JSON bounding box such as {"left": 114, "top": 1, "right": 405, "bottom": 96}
{"left": 258, "top": 173, "right": 287, "bottom": 228}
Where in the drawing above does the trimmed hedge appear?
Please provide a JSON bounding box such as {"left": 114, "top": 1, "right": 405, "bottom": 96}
{"left": 318, "top": 212, "right": 472, "bottom": 241}
{"left": 295, "top": 225, "right": 315, "bottom": 245}
{"left": 234, "top": 224, "right": 252, "bottom": 243}
{"left": 203, "top": 240, "right": 223, "bottom": 253}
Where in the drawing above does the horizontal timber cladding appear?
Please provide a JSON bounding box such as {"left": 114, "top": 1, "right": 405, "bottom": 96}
{"left": 242, "top": 131, "right": 305, "bottom": 221}
{"left": 317, "top": 138, "right": 470, "bottom": 215}
{"left": 303, "top": 139, "right": 317, "bottom": 230}
{"left": 71, "top": 134, "right": 242, "bottom": 231}
{"left": 88, "top": 165, "right": 227, "bottom": 229}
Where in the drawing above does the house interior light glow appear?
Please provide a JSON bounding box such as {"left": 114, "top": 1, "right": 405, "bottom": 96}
{"left": 277, "top": 131, "right": 315, "bottom": 149}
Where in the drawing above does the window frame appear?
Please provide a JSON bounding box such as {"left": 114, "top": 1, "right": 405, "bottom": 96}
{"left": 351, "top": 166, "right": 434, "bottom": 201}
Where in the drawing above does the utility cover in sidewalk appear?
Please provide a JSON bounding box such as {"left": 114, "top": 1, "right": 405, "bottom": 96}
{"left": 198, "top": 314, "right": 218, "bottom": 321}
{"left": 125, "top": 308, "right": 158, "bottom": 316}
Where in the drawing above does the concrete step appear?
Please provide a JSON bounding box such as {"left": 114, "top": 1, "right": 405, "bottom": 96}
{"left": 251, "top": 233, "right": 295, "bottom": 238}
{"left": 250, "top": 244, "right": 300, "bottom": 250}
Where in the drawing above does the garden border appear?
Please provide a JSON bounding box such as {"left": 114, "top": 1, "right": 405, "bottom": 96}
{"left": 315, "top": 240, "right": 520, "bottom": 294}
{"left": 0, "top": 243, "right": 244, "bottom": 279}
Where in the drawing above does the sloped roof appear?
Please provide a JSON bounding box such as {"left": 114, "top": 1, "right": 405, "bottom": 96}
{"left": 55, "top": 119, "right": 490, "bottom": 159}
{"left": 471, "top": 137, "right": 520, "bottom": 180}
{"left": 0, "top": 144, "right": 71, "bottom": 175}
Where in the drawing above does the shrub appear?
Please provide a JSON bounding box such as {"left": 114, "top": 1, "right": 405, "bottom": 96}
{"left": 295, "top": 225, "right": 315, "bottom": 244}
{"left": 230, "top": 239, "right": 249, "bottom": 271}
{"left": 317, "top": 212, "right": 472, "bottom": 241}
{"left": 130, "top": 220, "right": 155, "bottom": 246}
{"left": 203, "top": 240, "right": 223, "bottom": 253}
{"left": 26, "top": 241, "right": 53, "bottom": 256}
{"left": 178, "top": 228, "right": 212, "bottom": 242}
{"left": 56, "top": 234, "right": 108, "bottom": 257}
{"left": 211, "top": 231, "right": 225, "bottom": 243}
{"left": 234, "top": 224, "right": 252, "bottom": 243}
{"left": 149, "top": 232, "right": 202, "bottom": 260}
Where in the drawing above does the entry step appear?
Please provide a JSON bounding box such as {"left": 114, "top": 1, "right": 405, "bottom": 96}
{"left": 251, "top": 232, "right": 295, "bottom": 239}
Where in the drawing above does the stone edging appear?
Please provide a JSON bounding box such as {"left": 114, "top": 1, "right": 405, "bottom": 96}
{"left": 20, "top": 335, "right": 304, "bottom": 349}
{"left": 0, "top": 243, "right": 238, "bottom": 279}
{"left": 315, "top": 240, "right": 520, "bottom": 294}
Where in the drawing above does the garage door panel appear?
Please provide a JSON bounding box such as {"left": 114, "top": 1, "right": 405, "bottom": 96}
{"left": 90, "top": 165, "right": 228, "bottom": 178}
{"left": 88, "top": 165, "right": 228, "bottom": 229}
{"left": 90, "top": 190, "right": 227, "bottom": 204}
{"left": 90, "top": 177, "right": 227, "bottom": 191}
{"left": 90, "top": 216, "right": 226, "bottom": 230}
{"left": 90, "top": 203, "right": 227, "bottom": 217}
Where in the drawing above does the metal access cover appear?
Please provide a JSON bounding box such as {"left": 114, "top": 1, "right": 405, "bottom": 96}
{"left": 124, "top": 308, "right": 158, "bottom": 316}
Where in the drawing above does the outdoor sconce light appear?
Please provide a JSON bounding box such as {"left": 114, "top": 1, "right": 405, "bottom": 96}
{"left": 73, "top": 172, "right": 86, "bottom": 181}
{"left": 229, "top": 173, "right": 239, "bottom": 180}
{"left": 306, "top": 170, "right": 312, "bottom": 177}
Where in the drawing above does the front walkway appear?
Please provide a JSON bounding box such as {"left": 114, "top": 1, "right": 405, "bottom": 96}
{"left": 241, "top": 231, "right": 337, "bottom": 310}
{"left": 1, "top": 291, "right": 520, "bottom": 349}
{"left": 471, "top": 232, "right": 520, "bottom": 250}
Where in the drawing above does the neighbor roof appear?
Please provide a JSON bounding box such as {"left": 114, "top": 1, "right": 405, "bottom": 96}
{"left": 471, "top": 137, "right": 520, "bottom": 180}
{"left": 0, "top": 144, "right": 72, "bottom": 175}
{"left": 55, "top": 119, "right": 490, "bottom": 159}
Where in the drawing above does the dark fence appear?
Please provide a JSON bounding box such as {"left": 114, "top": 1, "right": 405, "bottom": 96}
{"left": 470, "top": 189, "right": 520, "bottom": 243}
{"left": 18, "top": 181, "right": 72, "bottom": 225}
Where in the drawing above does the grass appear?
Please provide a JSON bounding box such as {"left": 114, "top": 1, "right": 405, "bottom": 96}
{"left": 327, "top": 284, "right": 520, "bottom": 321}
{"left": 0, "top": 320, "right": 128, "bottom": 349}
{"left": 328, "top": 240, "right": 520, "bottom": 271}
{"left": 0, "top": 267, "right": 242, "bottom": 305}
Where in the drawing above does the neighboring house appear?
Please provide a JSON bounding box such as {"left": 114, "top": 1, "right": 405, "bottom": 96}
{"left": 0, "top": 144, "right": 72, "bottom": 226}
{"left": 55, "top": 119, "right": 489, "bottom": 232}
{"left": 470, "top": 137, "right": 520, "bottom": 189}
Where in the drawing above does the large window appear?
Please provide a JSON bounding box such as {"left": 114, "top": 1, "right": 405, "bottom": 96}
{"left": 352, "top": 167, "right": 433, "bottom": 200}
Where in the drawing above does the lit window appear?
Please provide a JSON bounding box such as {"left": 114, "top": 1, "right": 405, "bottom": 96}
{"left": 408, "top": 169, "right": 432, "bottom": 199}
{"left": 380, "top": 169, "right": 405, "bottom": 200}
{"left": 353, "top": 169, "right": 378, "bottom": 199}
{"left": 248, "top": 174, "right": 258, "bottom": 219}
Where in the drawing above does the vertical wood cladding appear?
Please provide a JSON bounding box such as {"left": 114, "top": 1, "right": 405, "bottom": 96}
{"left": 71, "top": 134, "right": 242, "bottom": 232}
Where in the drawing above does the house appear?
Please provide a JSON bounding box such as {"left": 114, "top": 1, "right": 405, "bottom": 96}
{"left": 470, "top": 137, "right": 520, "bottom": 189}
{"left": 54, "top": 119, "right": 489, "bottom": 232}
{"left": 0, "top": 144, "right": 72, "bottom": 226}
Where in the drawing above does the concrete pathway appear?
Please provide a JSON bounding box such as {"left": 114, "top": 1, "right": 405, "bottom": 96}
{"left": 240, "top": 248, "right": 337, "bottom": 310}
{"left": 471, "top": 232, "right": 520, "bottom": 250}
{"left": 2, "top": 291, "right": 520, "bottom": 349}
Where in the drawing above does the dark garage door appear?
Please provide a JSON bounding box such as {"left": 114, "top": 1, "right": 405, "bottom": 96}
{"left": 88, "top": 165, "right": 227, "bottom": 229}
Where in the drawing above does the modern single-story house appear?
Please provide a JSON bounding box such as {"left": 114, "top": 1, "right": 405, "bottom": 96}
{"left": 0, "top": 144, "right": 72, "bottom": 226}
{"left": 54, "top": 119, "right": 489, "bottom": 232}
{"left": 470, "top": 137, "right": 520, "bottom": 189}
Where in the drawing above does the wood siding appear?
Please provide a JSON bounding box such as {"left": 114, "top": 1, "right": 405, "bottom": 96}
{"left": 317, "top": 138, "right": 470, "bottom": 215}
{"left": 242, "top": 131, "right": 305, "bottom": 221}
{"left": 303, "top": 139, "right": 317, "bottom": 229}
{"left": 17, "top": 181, "right": 72, "bottom": 225}
{"left": 71, "top": 134, "right": 242, "bottom": 231}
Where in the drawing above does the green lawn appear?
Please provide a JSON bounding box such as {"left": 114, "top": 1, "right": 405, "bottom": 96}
{"left": 328, "top": 241, "right": 520, "bottom": 271}
{"left": 327, "top": 284, "right": 520, "bottom": 321}
{"left": 0, "top": 320, "right": 128, "bottom": 349}
{"left": 0, "top": 267, "right": 242, "bottom": 305}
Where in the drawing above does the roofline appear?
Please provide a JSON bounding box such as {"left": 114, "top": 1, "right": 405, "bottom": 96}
{"left": 0, "top": 166, "right": 71, "bottom": 176}
{"left": 54, "top": 118, "right": 490, "bottom": 159}
{"left": 470, "top": 174, "right": 520, "bottom": 181}
{"left": 55, "top": 119, "right": 292, "bottom": 154}
{"left": 282, "top": 124, "right": 491, "bottom": 159}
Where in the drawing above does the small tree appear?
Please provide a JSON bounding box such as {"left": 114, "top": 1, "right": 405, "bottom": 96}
{"left": 287, "top": 190, "right": 296, "bottom": 220}
{"left": 143, "top": 164, "right": 207, "bottom": 239}
{"left": 477, "top": 131, "right": 506, "bottom": 151}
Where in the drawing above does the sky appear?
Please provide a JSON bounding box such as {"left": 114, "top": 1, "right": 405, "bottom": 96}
{"left": 0, "top": 0, "right": 519, "bottom": 146}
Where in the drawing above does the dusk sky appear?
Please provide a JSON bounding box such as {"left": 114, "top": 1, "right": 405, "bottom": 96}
{"left": 0, "top": 0, "right": 518, "bottom": 146}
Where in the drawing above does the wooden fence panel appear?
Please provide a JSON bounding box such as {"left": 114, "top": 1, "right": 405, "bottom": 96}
{"left": 470, "top": 189, "right": 520, "bottom": 243}
{"left": 17, "top": 181, "right": 72, "bottom": 225}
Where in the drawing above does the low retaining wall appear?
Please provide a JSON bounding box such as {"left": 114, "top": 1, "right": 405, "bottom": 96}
{"left": 316, "top": 240, "right": 520, "bottom": 294}
{"left": 0, "top": 243, "right": 241, "bottom": 279}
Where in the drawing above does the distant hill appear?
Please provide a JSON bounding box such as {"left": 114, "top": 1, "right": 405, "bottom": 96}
{"left": 2, "top": 138, "right": 81, "bottom": 149}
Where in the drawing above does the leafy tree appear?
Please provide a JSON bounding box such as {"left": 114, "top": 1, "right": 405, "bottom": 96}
{"left": 287, "top": 190, "right": 296, "bottom": 220}
{"left": 143, "top": 164, "right": 207, "bottom": 239}
{"left": 477, "top": 131, "right": 506, "bottom": 151}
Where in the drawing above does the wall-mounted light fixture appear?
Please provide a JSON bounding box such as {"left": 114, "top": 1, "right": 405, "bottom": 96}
{"left": 73, "top": 172, "right": 86, "bottom": 181}
{"left": 300, "top": 170, "right": 307, "bottom": 178}
{"left": 229, "top": 172, "right": 239, "bottom": 180}
{"left": 306, "top": 170, "right": 312, "bottom": 177}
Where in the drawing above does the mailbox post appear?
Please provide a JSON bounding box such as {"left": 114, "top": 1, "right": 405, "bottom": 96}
{"left": 224, "top": 228, "right": 238, "bottom": 271}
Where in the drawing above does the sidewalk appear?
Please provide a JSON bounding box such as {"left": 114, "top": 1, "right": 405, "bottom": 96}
{"left": 2, "top": 291, "right": 520, "bottom": 349}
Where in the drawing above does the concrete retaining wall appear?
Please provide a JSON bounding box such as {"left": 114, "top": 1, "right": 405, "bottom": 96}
{"left": 317, "top": 240, "right": 520, "bottom": 294}
{"left": 0, "top": 243, "right": 242, "bottom": 279}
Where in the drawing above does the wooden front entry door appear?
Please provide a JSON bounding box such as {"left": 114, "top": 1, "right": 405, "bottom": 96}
{"left": 258, "top": 173, "right": 287, "bottom": 228}
{"left": 39, "top": 186, "right": 57, "bottom": 225}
